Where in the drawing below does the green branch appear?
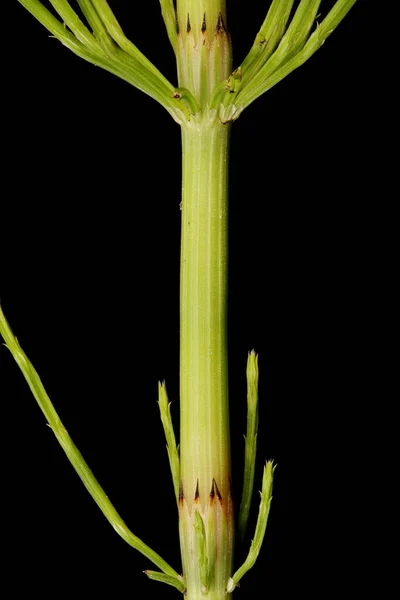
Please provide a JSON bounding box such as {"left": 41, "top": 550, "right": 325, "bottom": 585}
{"left": 16, "top": 0, "right": 198, "bottom": 121}
{"left": 76, "top": 0, "right": 116, "bottom": 54}
{"left": 0, "top": 305, "right": 182, "bottom": 583}
{"left": 158, "top": 382, "right": 180, "bottom": 504}
{"left": 17, "top": 0, "right": 88, "bottom": 54}
{"left": 89, "top": 0, "right": 171, "bottom": 81}
{"left": 144, "top": 570, "right": 186, "bottom": 593}
{"left": 159, "top": 0, "right": 178, "bottom": 52}
{"left": 237, "top": 0, "right": 358, "bottom": 110}
{"left": 227, "top": 461, "right": 275, "bottom": 593}
{"left": 48, "top": 0, "right": 106, "bottom": 54}
{"left": 238, "top": 351, "right": 259, "bottom": 541}
{"left": 213, "top": 0, "right": 358, "bottom": 118}
{"left": 235, "top": 0, "right": 322, "bottom": 107}
{"left": 239, "top": 0, "right": 295, "bottom": 87}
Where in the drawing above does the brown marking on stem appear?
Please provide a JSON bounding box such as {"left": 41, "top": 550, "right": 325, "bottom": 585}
{"left": 186, "top": 13, "right": 191, "bottom": 33}
{"left": 201, "top": 13, "right": 206, "bottom": 32}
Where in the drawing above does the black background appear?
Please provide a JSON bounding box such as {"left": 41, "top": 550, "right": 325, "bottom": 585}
{"left": 1, "top": 1, "right": 374, "bottom": 598}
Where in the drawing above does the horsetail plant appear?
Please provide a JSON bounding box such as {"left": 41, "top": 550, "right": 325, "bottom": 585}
{"left": 1, "top": 1, "right": 358, "bottom": 598}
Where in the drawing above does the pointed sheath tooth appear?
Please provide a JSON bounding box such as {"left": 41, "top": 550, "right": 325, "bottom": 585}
{"left": 213, "top": 478, "right": 222, "bottom": 501}
{"left": 194, "top": 479, "right": 200, "bottom": 503}
{"left": 201, "top": 13, "right": 206, "bottom": 32}
{"left": 216, "top": 12, "right": 226, "bottom": 34}
{"left": 186, "top": 13, "right": 191, "bottom": 32}
{"left": 210, "top": 478, "right": 222, "bottom": 504}
{"left": 209, "top": 479, "right": 215, "bottom": 504}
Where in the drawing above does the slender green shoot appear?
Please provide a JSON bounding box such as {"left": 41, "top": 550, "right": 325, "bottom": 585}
{"left": 227, "top": 461, "right": 275, "bottom": 593}
{"left": 158, "top": 382, "right": 180, "bottom": 503}
{"left": 194, "top": 510, "right": 209, "bottom": 594}
{"left": 144, "top": 570, "right": 186, "bottom": 593}
{"left": 238, "top": 351, "right": 259, "bottom": 541}
{"left": 0, "top": 305, "right": 181, "bottom": 581}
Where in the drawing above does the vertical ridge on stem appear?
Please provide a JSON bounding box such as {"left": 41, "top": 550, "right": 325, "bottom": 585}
{"left": 179, "top": 119, "right": 233, "bottom": 598}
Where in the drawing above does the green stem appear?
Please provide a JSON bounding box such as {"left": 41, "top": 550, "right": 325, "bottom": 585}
{"left": 179, "top": 118, "right": 233, "bottom": 599}
{"left": 180, "top": 120, "right": 230, "bottom": 508}
{"left": 176, "top": 5, "right": 233, "bottom": 597}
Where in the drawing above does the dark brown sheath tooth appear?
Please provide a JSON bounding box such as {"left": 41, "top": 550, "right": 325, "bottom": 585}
{"left": 216, "top": 12, "right": 226, "bottom": 34}
{"left": 179, "top": 479, "right": 184, "bottom": 502}
{"left": 186, "top": 13, "right": 191, "bottom": 33}
{"left": 209, "top": 479, "right": 215, "bottom": 501}
{"left": 194, "top": 479, "right": 200, "bottom": 502}
{"left": 209, "top": 478, "right": 223, "bottom": 503}
{"left": 201, "top": 13, "right": 206, "bottom": 32}
{"left": 213, "top": 478, "right": 222, "bottom": 501}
